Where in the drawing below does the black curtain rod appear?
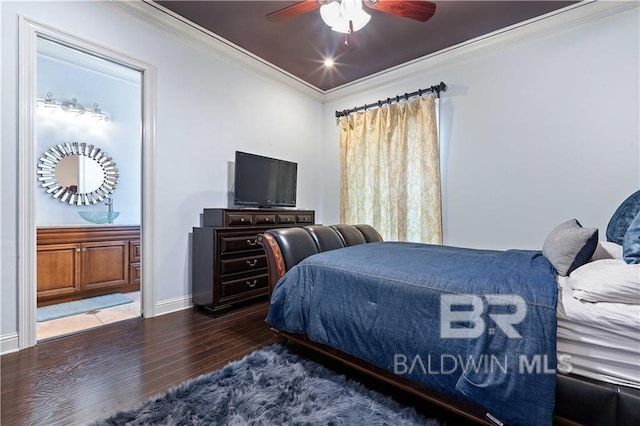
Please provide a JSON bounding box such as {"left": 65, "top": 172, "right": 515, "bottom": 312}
{"left": 335, "top": 81, "right": 447, "bottom": 118}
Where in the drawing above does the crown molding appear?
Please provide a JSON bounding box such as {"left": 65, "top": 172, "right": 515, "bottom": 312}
{"left": 103, "top": 0, "right": 324, "bottom": 101}
{"left": 323, "top": 0, "right": 639, "bottom": 103}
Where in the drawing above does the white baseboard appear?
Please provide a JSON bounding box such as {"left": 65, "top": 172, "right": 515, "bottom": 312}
{"left": 153, "top": 294, "right": 193, "bottom": 317}
{"left": 1, "top": 333, "right": 20, "bottom": 355}
{"left": 2, "top": 297, "right": 193, "bottom": 354}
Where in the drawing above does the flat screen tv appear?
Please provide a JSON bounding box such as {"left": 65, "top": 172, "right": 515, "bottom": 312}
{"left": 233, "top": 151, "right": 297, "bottom": 208}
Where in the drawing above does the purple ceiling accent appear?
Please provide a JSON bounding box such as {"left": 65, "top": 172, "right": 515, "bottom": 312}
{"left": 155, "top": 1, "right": 578, "bottom": 91}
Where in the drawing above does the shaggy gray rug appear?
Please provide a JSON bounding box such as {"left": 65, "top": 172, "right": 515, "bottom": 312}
{"left": 94, "top": 343, "right": 439, "bottom": 425}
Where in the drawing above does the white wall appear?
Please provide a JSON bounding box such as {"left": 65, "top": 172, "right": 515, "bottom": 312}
{"left": 321, "top": 3, "right": 639, "bottom": 250}
{"left": 1, "top": 1, "right": 323, "bottom": 344}
{"left": 36, "top": 42, "right": 142, "bottom": 225}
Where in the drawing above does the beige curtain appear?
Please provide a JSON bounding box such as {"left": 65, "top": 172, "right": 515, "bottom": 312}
{"left": 339, "top": 94, "right": 442, "bottom": 243}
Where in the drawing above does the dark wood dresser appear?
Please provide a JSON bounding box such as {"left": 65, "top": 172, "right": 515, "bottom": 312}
{"left": 192, "top": 208, "right": 315, "bottom": 316}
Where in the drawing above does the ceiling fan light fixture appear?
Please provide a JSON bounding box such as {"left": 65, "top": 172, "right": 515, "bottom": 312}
{"left": 320, "top": 2, "right": 341, "bottom": 28}
{"left": 320, "top": 0, "right": 371, "bottom": 34}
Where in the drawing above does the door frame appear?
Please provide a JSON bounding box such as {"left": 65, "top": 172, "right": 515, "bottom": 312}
{"left": 18, "top": 16, "right": 157, "bottom": 348}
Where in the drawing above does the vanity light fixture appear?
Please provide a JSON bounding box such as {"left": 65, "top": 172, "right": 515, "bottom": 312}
{"left": 36, "top": 92, "right": 109, "bottom": 122}
{"left": 35, "top": 92, "right": 61, "bottom": 113}
{"left": 90, "top": 103, "right": 109, "bottom": 122}
{"left": 61, "top": 97, "right": 86, "bottom": 117}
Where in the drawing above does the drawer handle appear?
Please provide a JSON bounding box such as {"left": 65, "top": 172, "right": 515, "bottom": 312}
{"left": 246, "top": 239, "right": 258, "bottom": 246}
{"left": 82, "top": 247, "right": 87, "bottom": 252}
{"left": 246, "top": 259, "right": 258, "bottom": 267}
{"left": 246, "top": 279, "right": 257, "bottom": 288}
{"left": 240, "top": 218, "right": 245, "bottom": 223}
{"left": 76, "top": 248, "right": 81, "bottom": 252}
{"left": 265, "top": 218, "right": 270, "bottom": 222}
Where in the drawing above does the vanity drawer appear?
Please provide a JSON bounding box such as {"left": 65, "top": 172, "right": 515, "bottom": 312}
{"left": 220, "top": 254, "right": 267, "bottom": 275}
{"left": 219, "top": 233, "right": 261, "bottom": 254}
{"left": 129, "top": 262, "right": 141, "bottom": 286}
{"left": 226, "top": 214, "right": 253, "bottom": 226}
{"left": 220, "top": 274, "right": 268, "bottom": 298}
{"left": 277, "top": 214, "right": 297, "bottom": 225}
{"left": 129, "top": 240, "right": 141, "bottom": 263}
{"left": 254, "top": 214, "right": 276, "bottom": 225}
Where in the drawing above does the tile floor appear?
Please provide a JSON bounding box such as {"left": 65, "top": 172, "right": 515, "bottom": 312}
{"left": 37, "top": 291, "right": 141, "bottom": 341}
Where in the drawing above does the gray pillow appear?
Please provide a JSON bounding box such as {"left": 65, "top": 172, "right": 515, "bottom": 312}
{"left": 542, "top": 219, "right": 599, "bottom": 276}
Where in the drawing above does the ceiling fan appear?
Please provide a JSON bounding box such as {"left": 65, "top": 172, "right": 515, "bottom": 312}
{"left": 266, "top": 0, "right": 437, "bottom": 34}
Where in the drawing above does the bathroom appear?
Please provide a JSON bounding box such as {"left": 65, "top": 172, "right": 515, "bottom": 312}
{"left": 35, "top": 38, "right": 142, "bottom": 340}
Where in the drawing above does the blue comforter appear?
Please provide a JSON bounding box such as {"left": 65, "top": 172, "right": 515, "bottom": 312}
{"left": 266, "top": 242, "right": 558, "bottom": 426}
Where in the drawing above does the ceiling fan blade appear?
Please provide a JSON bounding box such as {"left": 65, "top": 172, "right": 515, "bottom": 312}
{"left": 364, "top": 0, "right": 436, "bottom": 22}
{"left": 266, "top": 1, "right": 322, "bottom": 23}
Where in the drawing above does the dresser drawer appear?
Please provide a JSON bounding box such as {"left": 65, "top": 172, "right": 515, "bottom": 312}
{"left": 219, "top": 233, "right": 261, "bottom": 253}
{"left": 254, "top": 214, "right": 276, "bottom": 225}
{"left": 277, "top": 214, "right": 297, "bottom": 225}
{"left": 226, "top": 214, "right": 253, "bottom": 226}
{"left": 220, "top": 274, "right": 268, "bottom": 298}
{"left": 220, "top": 254, "right": 267, "bottom": 275}
{"left": 296, "top": 214, "right": 313, "bottom": 224}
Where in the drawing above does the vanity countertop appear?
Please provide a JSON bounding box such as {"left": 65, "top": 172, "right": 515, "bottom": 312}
{"left": 37, "top": 224, "right": 140, "bottom": 229}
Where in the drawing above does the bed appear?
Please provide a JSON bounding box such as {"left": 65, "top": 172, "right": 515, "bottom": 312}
{"left": 258, "top": 195, "right": 640, "bottom": 425}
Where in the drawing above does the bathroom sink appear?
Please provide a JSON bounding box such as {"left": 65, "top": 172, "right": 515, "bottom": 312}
{"left": 78, "top": 211, "right": 120, "bottom": 224}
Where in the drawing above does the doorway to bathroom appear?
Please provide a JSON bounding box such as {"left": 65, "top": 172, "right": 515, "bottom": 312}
{"left": 34, "top": 37, "right": 142, "bottom": 341}
{"left": 18, "top": 17, "right": 156, "bottom": 348}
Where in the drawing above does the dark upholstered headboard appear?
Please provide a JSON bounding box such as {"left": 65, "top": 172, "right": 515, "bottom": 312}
{"left": 258, "top": 224, "right": 382, "bottom": 295}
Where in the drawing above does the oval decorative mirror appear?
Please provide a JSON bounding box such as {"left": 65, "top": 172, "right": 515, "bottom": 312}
{"left": 37, "top": 142, "right": 119, "bottom": 205}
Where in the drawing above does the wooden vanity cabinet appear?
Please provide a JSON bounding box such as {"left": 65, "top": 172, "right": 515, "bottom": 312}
{"left": 37, "top": 226, "right": 140, "bottom": 307}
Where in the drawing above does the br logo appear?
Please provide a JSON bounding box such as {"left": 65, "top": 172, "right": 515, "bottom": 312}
{"left": 440, "top": 295, "right": 526, "bottom": 339}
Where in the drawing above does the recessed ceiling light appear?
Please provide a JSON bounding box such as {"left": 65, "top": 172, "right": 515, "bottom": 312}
{"left": 324, "top": 58, "right": 335, "bottom": 67}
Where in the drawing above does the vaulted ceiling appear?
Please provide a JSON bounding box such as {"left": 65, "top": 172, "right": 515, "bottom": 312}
{"left": 153, "top": 1, "right": 579, "bottom": 92}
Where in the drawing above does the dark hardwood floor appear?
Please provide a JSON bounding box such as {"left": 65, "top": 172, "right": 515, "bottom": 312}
{"left": 1, "top": 301, "right": 474, "bottom": 426}
{"left": 1, "top": 302, "right": 280, "bottom": 425}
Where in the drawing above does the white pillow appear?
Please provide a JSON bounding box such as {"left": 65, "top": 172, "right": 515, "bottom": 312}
{"left": 590, "top": 241, "right": 623, "bottom": 261}
{"left": 568, "top": 259, "right": 640, "bottom": 304}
